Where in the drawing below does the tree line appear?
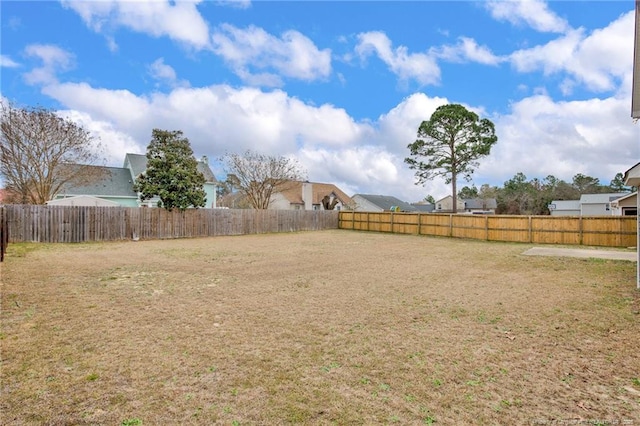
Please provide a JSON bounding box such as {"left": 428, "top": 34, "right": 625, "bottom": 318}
{"left": 451, "top": 172, "right": 631, "bottom": 215}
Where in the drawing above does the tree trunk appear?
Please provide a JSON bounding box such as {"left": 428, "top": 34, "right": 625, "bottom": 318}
{"left": 451, "top": 172, "right": 458, "bottom": 214}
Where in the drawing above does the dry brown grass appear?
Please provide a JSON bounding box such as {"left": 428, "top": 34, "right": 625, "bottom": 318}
{"left": 1, "top": 230, "right": 639, "bottom": 425}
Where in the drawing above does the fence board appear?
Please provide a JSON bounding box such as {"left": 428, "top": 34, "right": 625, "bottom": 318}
{"left": 339, "top": 212, "right": 637, "bottom": 248}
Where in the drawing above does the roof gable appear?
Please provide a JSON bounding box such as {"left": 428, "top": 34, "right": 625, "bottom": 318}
{"left": 277, "top": 181, "right": 352, "bottom": 206}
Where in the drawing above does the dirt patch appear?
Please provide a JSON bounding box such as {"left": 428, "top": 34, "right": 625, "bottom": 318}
{"left": 2, "top": 230, "right": 639, "bottom": 424}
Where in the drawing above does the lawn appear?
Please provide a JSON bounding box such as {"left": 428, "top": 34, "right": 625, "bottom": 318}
{"left": 1, "top": 230, "right": 639, "bottom": 425}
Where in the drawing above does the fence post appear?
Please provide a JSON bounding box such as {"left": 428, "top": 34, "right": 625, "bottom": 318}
{"left": 449, "top": 214, "right": 453, "bottom": 237}
{"left": 579, "top": 216, "right": 583, "bottom": 245}
{"left": 485, "top": 215, "right": 489, "bottom": 241}
{"left": 0, "top": 206, "right": 7, "bottom": 262}
{"left": 528, "top": 216, "right": 533, "bottom": 243}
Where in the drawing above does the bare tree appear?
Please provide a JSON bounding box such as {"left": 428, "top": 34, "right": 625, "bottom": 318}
{"left": 0, "top": 101, "right": 104, "bottom": 204}
{"left": 221, "top": 150, "right": 306, "bottom": 209}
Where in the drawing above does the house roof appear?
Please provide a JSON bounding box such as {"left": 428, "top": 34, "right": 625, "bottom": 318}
{"left": 58, "top": 166, "right": 138, "bottom": 198}
{"left": 278, "top": 181, "right": 352, "bottom": 206}
{"left": 124, "top": 153, "right": 217, "bottom": 183}
{"left": 624, "top": 162, "right": 640, "bottom": 186}
{"left": 610, "top": 191, "right": 637, "bottom": 204}
{"left": 411, "top": 203, "right": 435, "bottom": 212}
{"left": 354, "top": 194, "right": 417, "bottom": 212}
{"left": 462, "top": 198, "right": 497, "bottom": 209}
{"left": 579, "top": 193, "right": 628, "bottom": 204}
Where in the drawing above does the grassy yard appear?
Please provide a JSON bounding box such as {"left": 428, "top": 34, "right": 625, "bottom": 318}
{"left": 1, "top": 230, "right": 639, "bottom": 425}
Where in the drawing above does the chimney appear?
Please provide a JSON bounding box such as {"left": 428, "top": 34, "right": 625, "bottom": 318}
{"left": 302, "top": 181, "right": 313, "bottom": 210}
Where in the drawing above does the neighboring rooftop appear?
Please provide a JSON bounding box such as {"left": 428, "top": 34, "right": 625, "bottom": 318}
{"left": 353, "top": 194, "right": 417, "bottom": 212}
{"left": 279, "top": 181, "right": 352, "bottom": 206}
{"left": 58, "top": 166, "right": 138, "bottom": 198}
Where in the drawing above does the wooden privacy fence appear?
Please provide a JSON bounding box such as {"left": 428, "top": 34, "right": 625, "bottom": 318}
{"left": 1, "top": 206, "right": 8, "bottom": 261}
{"left": 339, "top": 211, "right": 638, "bottom": 248}
{"left": 4, "top": 205, "right": 339, "bottom": 243}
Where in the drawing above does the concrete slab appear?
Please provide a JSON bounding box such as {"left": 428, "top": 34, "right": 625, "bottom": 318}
{"left": 523, "top": 247, "right": 637, "bottom": 261}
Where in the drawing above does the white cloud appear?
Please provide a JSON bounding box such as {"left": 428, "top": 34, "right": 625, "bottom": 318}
{"left": 509, "top": 11, "right": 634, "bottom": 93}
{"left": 211, "top": 24, "right": 332, "bottom": 86}
{"left": 216, "top": 0, "right": 251, "bottom": 9}
{"left": 355, "top": 31, "right": 440, "bottom": 86}
{"left": 56, "top": 109, "right": 143, "bottom": 165}
{"left": 22, "top": 44, "right": 74, "bottom": 85}
{"left": 1, "top": 55, "right": 20, "bottom": 68}
{"left": 148, "top": 58, "right": 189, "bottom": 88}
{"left": 479, "top": 94, "right": 640, "bottom": 185}
{"left": 485, "top": 0, "right": 571, "bottom": 33}
{"left": 61, "top": 0, "right": 211, "bottom": 50}
{"left": 432, "top": 37, "right": 503, "bottom": 66}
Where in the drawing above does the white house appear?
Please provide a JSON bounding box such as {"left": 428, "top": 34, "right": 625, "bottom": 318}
{"left": 548, "top": 200, "right": 581, "bottom": 216}
{"left": 434, "top": 195, "right": 465, "bottom": 212}
{"left": 549, "top": 193, "right": 629, "bottom": 216}
{"left": 579, "top": 193, "right": 628, "bottom": 216}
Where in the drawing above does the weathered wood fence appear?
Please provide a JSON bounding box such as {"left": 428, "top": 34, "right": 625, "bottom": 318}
{"left": 1, "top": 206, "right": 8, "bottom": 261}
{"left": 3, "top": 205, "right": 339, "bottom": 243}
{"left": 339, "top": 211, "right": 637, "bottom": 248}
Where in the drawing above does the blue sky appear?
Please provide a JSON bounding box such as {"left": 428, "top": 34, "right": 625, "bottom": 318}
{"left": 1, "top": 0, "right": 639, "bottom": 202}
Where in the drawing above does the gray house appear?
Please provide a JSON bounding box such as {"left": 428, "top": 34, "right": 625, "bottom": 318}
{"left": 51, "top": 165, "right": 140, "bottom": 207}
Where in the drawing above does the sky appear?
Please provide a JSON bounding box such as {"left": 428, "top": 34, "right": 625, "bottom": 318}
{"left": 1, "top": 0, "right": 639, "bottom": 203}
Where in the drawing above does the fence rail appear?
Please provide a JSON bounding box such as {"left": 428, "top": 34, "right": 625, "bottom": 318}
{"left": 339, "top": 211, "right": 638, "bottom": 248}
{"left": 3, "top": 205, "right": 339, "bottom": 243}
